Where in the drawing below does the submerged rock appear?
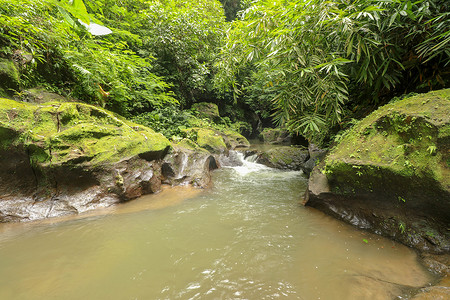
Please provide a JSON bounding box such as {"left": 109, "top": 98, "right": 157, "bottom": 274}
{"left": 305, "top": 89, "right": 450, "bottom": 253}
{"left": 412, "top": 254, "right": 450, "bottom": 299}
{"left": 0, "top": 98, "right": 171, "bottom": 222}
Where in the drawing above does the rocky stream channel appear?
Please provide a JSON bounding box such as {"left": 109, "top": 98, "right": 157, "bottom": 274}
{"left": 0, "top": 90, "right": 449, "bottom": 299}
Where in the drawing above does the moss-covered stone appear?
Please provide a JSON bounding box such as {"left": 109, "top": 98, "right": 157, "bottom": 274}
{"left": 256, "top": 146, "right": 309, "bottom": 171}
{"left": 191, "top": 102, "right": 220, "bottom": 121}
{"left": 259, "top": 127, "right": 291, "bottom": 144}
{"left": 305, "top": 89, "right": 450, "bottom": 253}
{"left": 0, "top": 97, "right": 174, "bottom": 222}
{"left": 181, "top": 127, "right": 249, "bottom": 154}
{"left": 173, "top": 138, "right": 209, "bottom": 154}
{"left": 0, "top": 58, "right": 19, "bottom": 92}
{"left": 324, "top": 89, "right": 449, "bottom": 191}
{"left": 0, "top": 98, "right": 171, "bottom": 166}
{"left": 219, "top": 129, "right": 250, "bottom": 149}
{"left": 196, "top": 128, "right": 227, "bottom": 153}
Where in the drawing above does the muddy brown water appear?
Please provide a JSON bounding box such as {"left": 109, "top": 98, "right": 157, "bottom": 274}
{"left": 0, "top": 153, "right": 435, "bottom": 299}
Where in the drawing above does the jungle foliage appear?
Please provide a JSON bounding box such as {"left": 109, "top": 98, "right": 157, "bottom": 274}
{"left": 216, "top": 0, "right": 449, "bottom": 142}
{"left": 0, "top": 0, "right": 227, "bottom": 116}
{"left": 1, "top": 0, "right": 448, "bottom": 143}
{"left": 0, "top": 0, "right": 177, "bottom": 115}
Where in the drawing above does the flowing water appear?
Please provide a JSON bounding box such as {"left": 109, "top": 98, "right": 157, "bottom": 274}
{"left": 0, "top": 152, "right": 434, "bottom": 299}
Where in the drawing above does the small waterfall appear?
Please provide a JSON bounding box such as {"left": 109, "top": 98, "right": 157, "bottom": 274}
{"left": 176, "top": 152, "right": 189, "bottom": 179}
{"left": 228, "top": 151, "right": 270, "bottom": 176}
{"left": 244, "top": 153, "right": 258, "bottom": 163}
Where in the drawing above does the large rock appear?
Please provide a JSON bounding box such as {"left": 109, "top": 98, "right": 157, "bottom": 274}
{"left": 256, "top": 146, "right": 310, "bottom": 171}
{"left": 0, "top": 98, "right": 171, "bottom": 222}
{"left": 20, "top": 87, "right": 69, "bottom": 104}
{"left": 182, "top": 127, "right": 249, "bottom": 154}
{"left": 302, "top": 143, "right": 328, "bottom": 175}
{"left": 191, "top": 102, "right": 220, "bottom": 122}
{"left": 304, "top": 89, "right": 450, "bottom": 253}
{"left": 259, "top": 127, "right": 292, "bottom": 144}
{"left": 161, "top": 139, "right": 218, "bottom": 188}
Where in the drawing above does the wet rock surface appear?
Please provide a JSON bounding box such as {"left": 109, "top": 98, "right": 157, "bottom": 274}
{"left": 161, "top": 139, "right": 219, "bottom": 188}
{"left": 411, "top": 254, "right": 450, "bottom": 299}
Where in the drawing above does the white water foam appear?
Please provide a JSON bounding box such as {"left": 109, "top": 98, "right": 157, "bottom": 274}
{"left": 226, "top": 151, "right": 304, "bottom": 180}
{"left": 227, "top": 151, "right": 271, "bottom": 176}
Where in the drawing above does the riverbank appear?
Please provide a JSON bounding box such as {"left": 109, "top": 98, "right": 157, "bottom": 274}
{"left": 0, "top": 98, "right": 248, "bottom": 222}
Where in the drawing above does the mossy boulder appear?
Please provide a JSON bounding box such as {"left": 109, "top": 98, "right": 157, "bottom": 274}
{"left": 191, "top": 102, "right": 220, "bottom": 121}
{"left": 259, "top": 128, "right": 292, "bottom": 144}
{"left": 196, "top": 128, "right": 227, "bottom": 153}
{"left": 0, "top": 58, "right": 19, "bottom": 93}
{"left": 161, "top": 139, "right": 218, "bottom": 188}
{"left": 305, "top": 89, "right": 450, "bottom": 253}
{"left": 256, "top": 146, "right": 309, "bottom": 171}
{"left": 0, "top": 98, "right": 170, "bottom": 166}
{"left": 220, "top": 129, "right": 250, "bottom": 149}
{"left": 0, "top": 98, "right": 171, "bottom": 222}
{"left": 182, "top": 127, "right": 249, "bottom": 154}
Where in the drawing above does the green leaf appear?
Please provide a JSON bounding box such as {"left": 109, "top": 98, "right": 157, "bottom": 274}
{"left": 389, "top": 12, "right": 398, "bottom": 26}
{"left": 51, "top": 0, "right": 90, "bottom": 25}
{"left": 347, "top": 35, "right": 354, "bottom": 57}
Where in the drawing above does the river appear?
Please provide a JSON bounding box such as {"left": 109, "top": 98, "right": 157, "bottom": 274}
{"left": 0, "top": 152, "right": 434, "bottom": 299}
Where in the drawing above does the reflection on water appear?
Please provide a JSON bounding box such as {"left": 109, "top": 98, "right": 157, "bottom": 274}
{"left": 0, "top": 153, "right": 433, "bottom": 299}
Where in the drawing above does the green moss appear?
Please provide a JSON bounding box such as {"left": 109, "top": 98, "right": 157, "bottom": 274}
{"left": 173, "top": 138, "right": 209, "bottom": 153}
{"left": 0, "top": 58, "right": 19, "bottom": 91}
{"left": 54, "top": 124, "right": 119, "bottom": 141}
{"left": 259, "top": 146, "right": 308, "bottom": 169}
{"left": 57, "top": 102, "right": 81, "bottom": 126}
{"left": 28, "top": 143, "right": 51, "bottom": 164}
{"left": 191, "top": 102, "right": 220, "bottom": 121}
{"left": 0, "top": 98, "right": 171, "bottom": 166}
{"left": 323, "top": 89, "right": 450, "bottom": 192}
{"left": 196, "top": 128, "right": 227, "bottom": 153}
{"left": 268, "top": 148, "right": 294, "bottom": 165}
{"left": 220, "top": 129, "right": 250, "bottom": 148}
{"left": 259, "top": 127, "right": 289, "bottom": 143}
{"left": 21, "top": 88, "right": 68, "bottom": 104}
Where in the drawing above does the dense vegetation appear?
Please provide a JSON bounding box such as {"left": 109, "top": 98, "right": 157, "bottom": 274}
{"left": 0, "top": 0, "right": 448, "bottom": 144}
{"left": 216, "top": 0, "right": 449, "bottom": 142}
